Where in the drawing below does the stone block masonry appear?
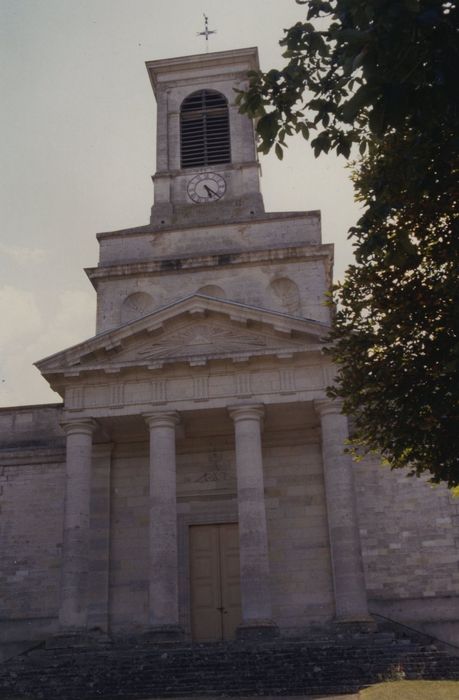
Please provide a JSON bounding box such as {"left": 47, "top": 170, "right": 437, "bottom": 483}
{"left": 355, "top": 455, "right": 459, "bottom": 644}
{"left": 0, "top": 406, "right": 65, "bottom": 645}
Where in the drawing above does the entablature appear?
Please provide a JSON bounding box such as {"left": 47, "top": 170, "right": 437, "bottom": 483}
{"left": 62, "top": 362, "right": 329, "bottom": 420}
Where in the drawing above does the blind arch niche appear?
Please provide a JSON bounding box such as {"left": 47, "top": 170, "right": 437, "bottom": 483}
{"left": 180, "top": 90, "right": 231, "bottom": 169}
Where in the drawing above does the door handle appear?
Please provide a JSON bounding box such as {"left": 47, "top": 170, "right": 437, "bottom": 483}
{"left": 216, "top": 606, "right": 228, "bottom": 614}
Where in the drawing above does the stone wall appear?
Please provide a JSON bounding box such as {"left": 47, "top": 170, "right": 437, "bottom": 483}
{"left": 355, "top": 456, "right": 459, "bottom": 644}
{"left": 96, "top": 213, "right": 322, "bottom": 266}
{"left": 264, "top": 441, "right": 334, "bottom": 630}
{"left": 109, "top": 442, "right": 150, "bottom": 633}
{"left": 108, "top": 431, "right": 333, "bottom": 636}
{"left": 2, "top": 403, "right": 459, "bottom": 646}
{"left": 0, "top": 405, "right": 65, "bottom": 644}
{"left": 95, "top": 255, "right": 330, "bottom": 333}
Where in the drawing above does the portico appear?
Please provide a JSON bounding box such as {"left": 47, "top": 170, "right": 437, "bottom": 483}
{"left": 43, "top": 296, "right": 370, "bottom": 640}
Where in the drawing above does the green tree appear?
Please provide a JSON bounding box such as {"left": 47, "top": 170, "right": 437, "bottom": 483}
{"left": 238, "top": 0, "right": 459, "bottom": 486}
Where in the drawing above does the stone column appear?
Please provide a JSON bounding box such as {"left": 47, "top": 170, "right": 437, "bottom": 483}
{"left": 87, "top": 443, "right": 113, "bottom": 635}
{"left": 144, "top": 411, "right": 183, "bottom": 640}
{"left": 315, "top": 399, "right": 372, "bottom": 624}
{"left": 59, "top": 418, "right": 97, "bottom": 635}
{"left": 228, "top": 404, "right": 278, "bottom": 639}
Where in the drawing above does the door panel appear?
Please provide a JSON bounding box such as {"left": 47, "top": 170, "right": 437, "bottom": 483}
{"left": 189, "top": 523, "right": 241, "bottom": 641}
{"left": 189, "top": 525, "right": 222, "bottom": 642}
{"left": 219, "top": 523, "right": 242, "bottom": 640}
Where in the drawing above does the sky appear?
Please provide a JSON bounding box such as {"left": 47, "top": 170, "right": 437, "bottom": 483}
{"left": 0, "top": 0, "right": 360, "bottom": 407}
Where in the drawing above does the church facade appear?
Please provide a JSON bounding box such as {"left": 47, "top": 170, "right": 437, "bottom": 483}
{"left": 1, "top": 48, "right": 459, "bottom": 650}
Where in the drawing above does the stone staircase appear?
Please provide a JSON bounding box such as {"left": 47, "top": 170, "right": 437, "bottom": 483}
{"left": 1, "top": 631, "right": 459, "bottom": 700}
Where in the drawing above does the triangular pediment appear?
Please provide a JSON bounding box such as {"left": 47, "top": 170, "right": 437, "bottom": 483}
{"left": 117, "top": 318, "right": 305, "bottom": 365}
{"left": 36, "top": 295, "right": 329, "bottom": 378}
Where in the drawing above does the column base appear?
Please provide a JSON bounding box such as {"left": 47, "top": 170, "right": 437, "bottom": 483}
{"left": 236, "top": 620, "right": 279, "bottom": 641}
{"left": 144, "top": 624, "right": 185, "bottom": 643}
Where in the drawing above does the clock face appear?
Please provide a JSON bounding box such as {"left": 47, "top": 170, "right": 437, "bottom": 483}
{"left": 187, "top": 172, "right": 226, "bottom": 204}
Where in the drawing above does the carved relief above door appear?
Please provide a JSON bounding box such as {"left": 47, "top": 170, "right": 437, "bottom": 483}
{"left": 189, "top": 523, "right": 241, "bottom": 641}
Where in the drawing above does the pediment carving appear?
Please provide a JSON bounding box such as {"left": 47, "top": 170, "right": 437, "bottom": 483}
{"left": 134, "top": 321, "right": 280, "bottom": 361}
{"left": 103, "top": 319, "right": 306, "bottom": 367}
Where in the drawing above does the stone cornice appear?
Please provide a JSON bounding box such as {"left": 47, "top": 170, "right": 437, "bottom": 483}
{"left": 153, "top": 161, "right": 259, "bottom": 181}
{"left": 0, "top": 446, "right": 65, "bottom": 467}
{"left": 0, "top": 442, "right": 113, "bottom": 467}
{"left": 146, "top": 47, "right": 259, "bottom": 96}
{"left": 86, "top": 244, "right": 333, "bottom": 286}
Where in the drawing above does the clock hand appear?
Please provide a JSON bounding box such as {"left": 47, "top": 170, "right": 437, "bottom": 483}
{"left": 203, "top": 184, "right": 219, "bottom": 198}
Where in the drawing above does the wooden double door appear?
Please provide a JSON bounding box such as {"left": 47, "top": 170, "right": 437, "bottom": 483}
{"left": 189, "top": 523, "right": 242, "bottom": 641}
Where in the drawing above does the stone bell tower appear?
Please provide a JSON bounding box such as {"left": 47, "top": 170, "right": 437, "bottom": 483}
{"left": 86, "top": 48, "right": 335, "bottom": 337}
{"left": 146, "top": 48, "right": 264, "bottom": 226}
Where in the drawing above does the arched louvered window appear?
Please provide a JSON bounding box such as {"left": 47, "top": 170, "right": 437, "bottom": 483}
{"left": 180, "top": 90, "right": 231, "bottom": 169}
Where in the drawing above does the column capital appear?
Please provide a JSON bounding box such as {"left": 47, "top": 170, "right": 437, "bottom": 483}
{"left": 143, "top": 411, "right": 180, "bottom": 430}
{"left": 228, "top": 403, "right": 265, "bottom": 423}
{"left": 60, "top": 418, "right": 98, "bottom": 437}
{"left": 314, "top": 397, "right": 345, "bottom": 418}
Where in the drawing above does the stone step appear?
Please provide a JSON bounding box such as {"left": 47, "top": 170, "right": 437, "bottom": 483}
{"left": 1, "top": 634, "right": 459, "bottom": 700}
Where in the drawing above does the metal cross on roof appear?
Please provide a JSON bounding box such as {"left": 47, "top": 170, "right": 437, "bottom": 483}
{"left": 197, "top": 14, "right": 216, "bottom": 52}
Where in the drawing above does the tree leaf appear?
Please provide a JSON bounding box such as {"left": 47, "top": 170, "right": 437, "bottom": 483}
{"left": 256, "top": 111, "right": 280, "bottom": 145}
{"left": 341, "top": 85, "right": 374, "bottom": 123}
